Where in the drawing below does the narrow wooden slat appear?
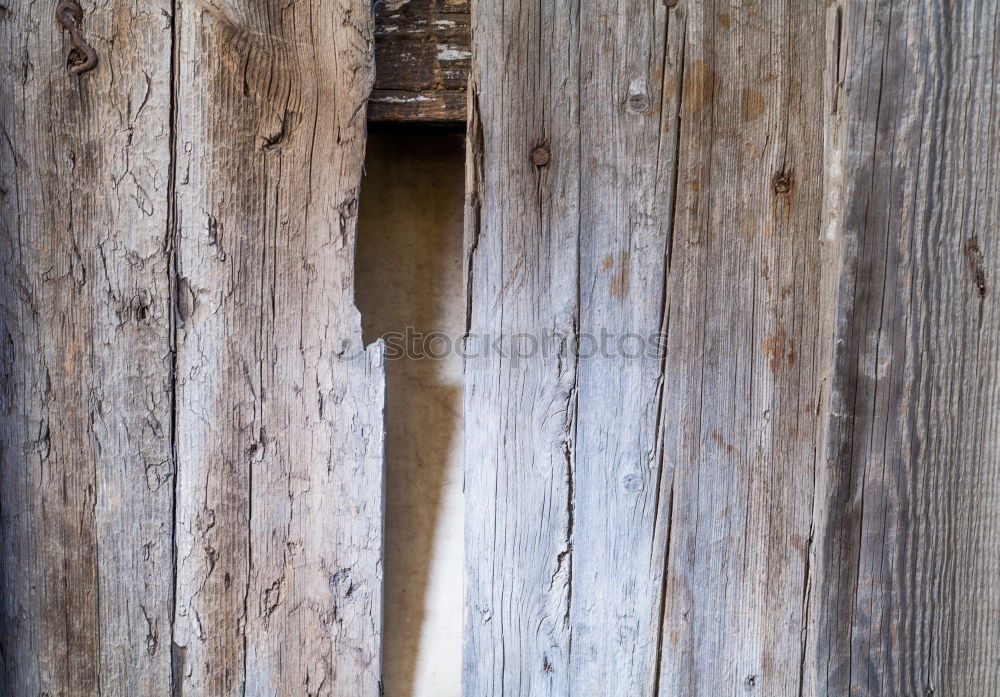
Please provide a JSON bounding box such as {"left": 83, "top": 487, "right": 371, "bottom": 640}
{"left": 809, "top": 1, "right": 1000, "bottom": 694}
{"left": 368, "top": 89, "right": 467, "bottom": 123}
{"left": 655, "top": 2, "right": 827, "bottom": 694}
{"left": 463, "top": 0, "right": 580, "bottom": 693}
{"left": 171, "top": 2, "right": 385, "bottom": 695}
{"left": 0, "top": 2, "right": 175, "bottom": 695}
{"left": 567, "top": 1, "right": 678, "bottom": 694}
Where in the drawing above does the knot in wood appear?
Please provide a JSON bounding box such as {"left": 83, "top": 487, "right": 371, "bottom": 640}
{"left": 772, "top": 171, "right": 792, "bottom": 194}
{"left": 531, "top": 144, "right": 551, "bottom": 167}
{"left": 626, "top": 92, "right": 651, "bottom": 114}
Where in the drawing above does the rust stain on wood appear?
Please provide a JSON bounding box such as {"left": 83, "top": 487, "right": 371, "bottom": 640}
{"left": 609, "top": 252, "right": 631, "bottom": 299}
{"left": 682, "top": 60, "right": 721, "bottom": 114}
{"left": 741, "top": 88, "right": 764, "bottom": 120}
{"left": 762, "top": 328, "right": 795, "bottom": 376}
{"left": 710, "top": 432, "right": 740, "bottom": 455}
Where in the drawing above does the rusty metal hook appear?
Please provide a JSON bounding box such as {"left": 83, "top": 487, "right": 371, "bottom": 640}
{"left": 55, "top": 0, "right": 97, "bottom": 76}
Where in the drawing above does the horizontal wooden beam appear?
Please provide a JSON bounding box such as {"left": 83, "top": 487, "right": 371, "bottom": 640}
{"left": 370, "top": 0, "right": 470, "bottom": 122}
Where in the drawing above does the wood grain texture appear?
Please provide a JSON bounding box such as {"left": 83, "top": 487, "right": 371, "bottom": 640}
{"left": 368, "top": 88, "right": 467, "bottom": 123}
{"left": 171, "top": 2, "right": 385, "bottom": 696}
{"left": 0, "top": 2, "right": 175, "bottom": 695}
{"left": 808, "top": 1, "right": 1000, "bottom": 694}
{"left": 465, "top": 0, "right": 994, "bottom": 695}
{"left": 568, "top": 2, "right": 679, "bottom": 695}
{"left": 466, "top": 0, "right": 827, "bottom": 690}
{"left": 370, "top": 0, "right": 469, "bottom": 121}
{"left": 463, "top": 0, "right": 580, "bottom": 693}
{"left": 655, "top": 1, "right": 827, "bottom": 694}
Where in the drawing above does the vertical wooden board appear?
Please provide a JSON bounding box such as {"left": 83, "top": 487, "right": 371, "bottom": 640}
{"left": 171, "top": 2, "right": 384, "bottom": 696}
{"left": 466, "top": 3, "right": 825, "bottom": 695}
{"left": 463, "top": 0, "right": 580, "bottom": 695}
{"left": 567, "top": 2, "right": 677, "bottom": 695}
{"left": 809, "top": 1, "right": 1000, "bottom": 694}
{"left": 469, "top": 0, "right": 827, "bottom": 694}
{"left": 0, "top": 2, "right": 174, "bottom": 696}
{"left": 654, "top": 1, "right": 827, "bottom": 694}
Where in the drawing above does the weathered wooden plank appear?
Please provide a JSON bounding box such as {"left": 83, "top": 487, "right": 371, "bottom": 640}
{"left": 368, "top": 89, "right": 467, "bottom": 123}
{"left": 371, "top": 0, "right": 469, "bottom": 122}
{"left": 567, "top": 1, "right": 679, "bottom": 694}
{"left": 0, "top": 2, "right": 175, "bottom": 695}
{"left": 171, "top": 2, "right": 385, "bottom": 696}
{"left": 655, "top": 1, "right": 828, "bottom": 694}
{"left": 463, "top": 0, "right": 580, "bottom": 693}
{"left": 467, "top": 0, "right": 824, "bottom": 695}
{"left": 470, "top": 0, "right": 1000, "bottom": 694}
{"left": 808, "top": 1, "right": 1000, "bottom": 694}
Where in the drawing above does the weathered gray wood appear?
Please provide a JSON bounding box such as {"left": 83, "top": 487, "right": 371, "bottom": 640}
{"left": 808, "top": 1, "right": 1000, "bottom": 694}
{"left": 568, "top": 2, "right": 680, "bottom": 695}
{"left": 0, "top": 2, "right": 175, "bottom": 695}
{"left": 170, "top": 2, "right": 385, "bottom": 696}
{"left": 654, "top": 2, "right": 828, "bottom": 694}
{"left": 466, "top": 0, "right": 996, "bottom": 695}
{"left": 463, "top": 0, "right": 580, "bottom": 693}
{"left": 466, "top": 0, "right": 827, "bottom": 690}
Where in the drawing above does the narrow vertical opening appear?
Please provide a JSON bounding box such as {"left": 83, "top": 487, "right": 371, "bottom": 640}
{"left": 356, "top": 126, "right": 466, "bottom": 697}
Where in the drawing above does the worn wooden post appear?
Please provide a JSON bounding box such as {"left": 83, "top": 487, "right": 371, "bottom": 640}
{"left": 0, "top": 1, "right": 175, "bottom": 694}
{"left": 1, "top": 2, "right": 384, "bottom": 696}
{"left": 170, "top": 1, "right": 385, "bottom": 695}
{"left": 809, "top": 1, "right": 1000, "bottom": 693}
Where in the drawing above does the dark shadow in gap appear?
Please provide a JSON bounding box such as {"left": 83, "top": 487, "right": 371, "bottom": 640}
{"left": 356, "top": 130, "right": 465, "bottom": 697}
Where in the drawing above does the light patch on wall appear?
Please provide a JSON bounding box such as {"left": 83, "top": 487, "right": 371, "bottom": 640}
{"left": 356, "top": 130, "right": 465, "bottom": 697}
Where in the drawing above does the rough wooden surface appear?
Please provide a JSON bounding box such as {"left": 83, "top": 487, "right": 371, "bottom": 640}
{"left": 466, "top": 0, "right": 825, "bottom": 693}
{"left": 808, "top": 1, "right": 1000, "bottom": 694}
{"left": 1, "top": 2, "right": 384, "bottom": 696}
{"left": 171, "top": 2, "right": 385, "bottom": 696}
{"left": 371, "top": 0, "right": 469, "bottom": 122}
{"left": 0, "top": 2, "right": 175, "bottom": 695}
{"left": 462, "top": 0, "right": 580, "bottom": 689}
{"left": 654, "top": 1, "right": 828, "bottom": 694}
{"left": 466, "top": 0, "right": 999, "bottom": 695}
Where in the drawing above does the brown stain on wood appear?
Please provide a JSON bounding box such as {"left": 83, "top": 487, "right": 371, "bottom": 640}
{"left": 63, "top": 340, "right": 79, "bottom": 374}
{"left": 762, "top": 328, "right": 795, "bottom": 376}
{"left": 609, "top": 252, "right": 631, "bottom": 298}
{"left": 711, "top": 431, "right": 740, "bottom": 455}
{"left": 718, "top": 13, "right": 731, "bottom": 28}
{"left": 741, "top": 88, "right": 764, "bottom": 121}
{"left": 664, "top": 72, "right": 679, "bottom": 98}
{"left": 682, "top": 60, "right": 721, "bottom": 114}
{"left": 790, "top": 533, "right": 809, "bottom": 561}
